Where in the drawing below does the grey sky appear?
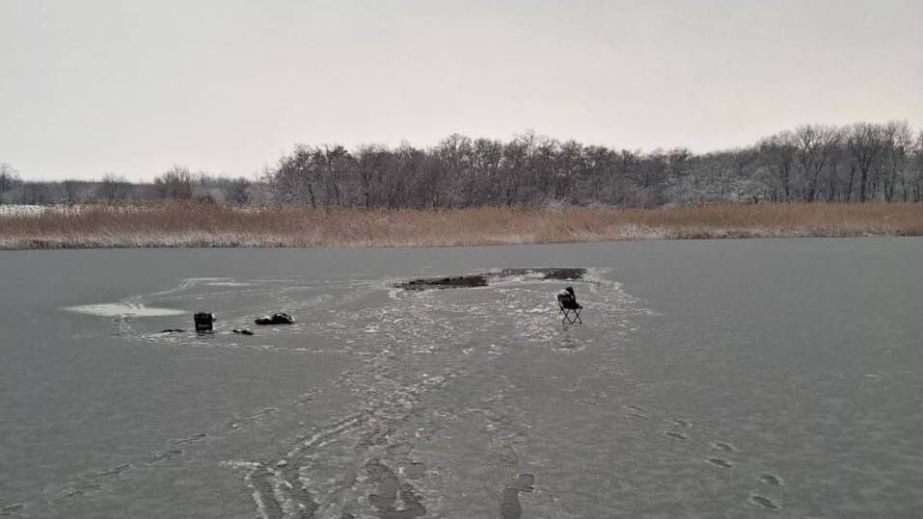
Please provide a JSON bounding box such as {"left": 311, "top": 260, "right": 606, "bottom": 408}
{"left": 1, "top": 0, "right": 921, "bottom": 181}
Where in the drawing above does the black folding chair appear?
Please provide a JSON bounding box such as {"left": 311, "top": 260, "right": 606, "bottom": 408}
{"left": 556, "top": 288, "right": 583, "bottom": 325}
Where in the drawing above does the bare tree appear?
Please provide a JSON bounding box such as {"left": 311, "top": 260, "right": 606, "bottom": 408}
{"left": 554, "top": 140, "right": 582, "bottom": 202}
{"left": 0, "top": 163, "right": 22, "bottom": 204}
{"left": 154, "top": 166, "right": 194, "bottom": 200}
{"left": 61, "top": 180, "right": 86, "bottom": 204}
{"left": 318, "top": 145, "right": 353, "bottom": 207}
{"left": 824, "top": 145, "right": 847, "bottom": 202}
{"left": 880, "top": 121, "right": 914, "bottom": 201}
{"left": 19, "top": 182, "right": 51, "bottom": 205}
{"left": 795, "top": 125, "right": 841, "bottom": 202}
{"left": 468, "top": 138, "right": 503, "bottom": 205}
{"left": 226, "top": 177, "right": 251, "bottom": 205}
{"left": 96, "top": 173, "right": 132, "bottom": 202}
{"left": 845, "top": 123, "right": 883, "bottom": 202}
{"left": 911, "top": 131, "right": 923, "bottom": 202}
{"left": 355, "top": 145, "right": 391, "bottom": 209}
{"left": 497, "top": 133, "right": 535, "bottom": 206}
{"left": 759, "top": 132, "right": 798, "bottom": 201}
{"left": 273, "top": 146, "right": 320, "bottom": 207}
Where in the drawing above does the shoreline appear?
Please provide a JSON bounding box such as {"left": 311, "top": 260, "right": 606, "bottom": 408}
{"left": 1, "top": 202, "right": 921, "bottom": 251}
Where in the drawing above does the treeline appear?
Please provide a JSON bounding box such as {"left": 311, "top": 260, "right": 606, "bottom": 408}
{"left": 2, "top": 121, "right": 922, "bottom": 208}
{"left": 0, "top": 165, "right": 260, "bottom": 206}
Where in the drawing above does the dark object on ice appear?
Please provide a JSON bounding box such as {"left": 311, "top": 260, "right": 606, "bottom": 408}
{"left": 233, "top": 328, "right": 254, "bottom": 336}
{"left": 254, "top": 313, "right": 294, "bottom": 325}
{"left": 161, "top": 328, "right": 185, "bottom": 333}
{"left": 194, "top": 312, "right": 215, "bottom": 332}
{"left": 557, "top": 287, "right": 583, "bottom": 325}
{"left": 399, "top": 274, "right": 489, "bottom": 291}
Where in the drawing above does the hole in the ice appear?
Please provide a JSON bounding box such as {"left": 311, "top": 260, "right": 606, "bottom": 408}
{"left": 396, "top": 267, "right": 585, "bottom": 291}
{"left": 398, "top": 274, "right": 489, "bottom": 291}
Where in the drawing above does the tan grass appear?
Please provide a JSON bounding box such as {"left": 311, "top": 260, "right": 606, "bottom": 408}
{"left": 1, "top": 202, "right": 921, "bottom": 250}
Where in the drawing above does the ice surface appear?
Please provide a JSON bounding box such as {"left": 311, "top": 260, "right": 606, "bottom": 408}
{"left": 2, "top": 239, "right": 923, "bottom": 518}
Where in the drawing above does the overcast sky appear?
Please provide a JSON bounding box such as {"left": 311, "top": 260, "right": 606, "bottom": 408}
{"left": 1, "top": 0, "right": 921, "bottom": 181}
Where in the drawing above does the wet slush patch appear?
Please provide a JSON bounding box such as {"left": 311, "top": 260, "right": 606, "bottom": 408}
{"left": 65, "top": 303, "right": 185, "bottom": 317}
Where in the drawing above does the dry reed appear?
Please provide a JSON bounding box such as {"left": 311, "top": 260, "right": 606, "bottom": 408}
{"left": 1, "top": 202, "right": 922, "bottom": 250}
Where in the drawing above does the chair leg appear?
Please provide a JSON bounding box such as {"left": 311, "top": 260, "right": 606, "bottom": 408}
{"left": 559, "top": 307, "right": 583, "bottom": 326}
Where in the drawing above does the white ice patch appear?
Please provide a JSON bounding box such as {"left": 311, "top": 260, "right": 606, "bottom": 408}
{"left": 65, "top": 303, "right": 185, "bottom": 317}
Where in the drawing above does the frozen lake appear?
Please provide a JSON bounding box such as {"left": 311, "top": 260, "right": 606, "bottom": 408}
{"left": 1, "top": 239, "right": 922, "bottom": 518}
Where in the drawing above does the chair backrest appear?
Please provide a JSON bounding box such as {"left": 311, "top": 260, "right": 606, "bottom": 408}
{"left": 557, "top": 293, "right": 579, "bottom": 310}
